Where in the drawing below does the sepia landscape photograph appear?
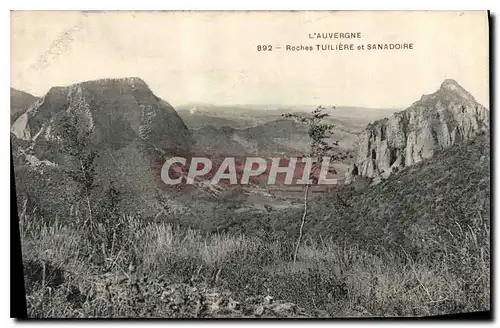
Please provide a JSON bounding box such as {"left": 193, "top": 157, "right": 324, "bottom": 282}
{"left": 10, "top": 11, "right": 490, "bottom": 318}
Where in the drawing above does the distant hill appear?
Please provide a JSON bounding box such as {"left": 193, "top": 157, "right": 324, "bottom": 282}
{"left": 191, "top": 125, "right": 249, "bottom": 154}
{"left": 191, "top": 118, "right": 358, "bottom": 162}
{"left": 178, "top": 104, "right": 397, "bottom": 165}
{"left": 177, "top": 106, "right": 284, "bottom": 130}
{"left": 323, "top": 106, "right": 399, "bottom": 123}
{"left": 238, "top": 119, "right": 310, "bottom": 155}
{"left": 177, "top": 104, "right": 397, "bottom": 131}
{"left": 178, "top": 111, "right": 249, "bottom": 129}
{"left": 10, "top": 88, "right": 37, "bottom": 124}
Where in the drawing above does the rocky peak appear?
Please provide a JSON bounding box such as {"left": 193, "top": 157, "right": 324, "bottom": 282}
{"left": 345, "top": 79, "right": 489, "bottom": 184}
{"left": 440, "top": 78, "right": 468, "bottom": 92}
{"left": 11, "top": 77, "right": 194, "bottom": 217}
{"left": 438, "top": 78, "right": 476, "bottom": 101}
{"left": 11, "top": 77, "right": 193, "bottom": 160}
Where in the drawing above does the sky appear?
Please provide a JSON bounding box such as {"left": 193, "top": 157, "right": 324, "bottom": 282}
{"left": 11, "top": 11, "right": 489, "bottom": 108}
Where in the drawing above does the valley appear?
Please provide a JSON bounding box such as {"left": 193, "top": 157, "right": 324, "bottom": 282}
{"left": 11, "top": 77, "right": 490, "bottom": 318}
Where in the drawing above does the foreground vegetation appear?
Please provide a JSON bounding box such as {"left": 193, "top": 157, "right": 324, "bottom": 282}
{"left": 18, "top": 134, "right": 490, "bottom": 318}
{"left": 21, "top": 208, "right": 489, "bottom": 318}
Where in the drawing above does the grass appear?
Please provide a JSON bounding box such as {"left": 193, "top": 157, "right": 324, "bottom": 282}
{"left": 20, "top": 206, "right": 489, "bottom": 318}
{"left": 17, "top": 134, "right": 490, "bottom": 318}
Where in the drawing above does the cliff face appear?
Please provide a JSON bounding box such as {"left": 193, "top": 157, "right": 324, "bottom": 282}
{"left": 345, "top": 79, "right": 489, "bottom": 183}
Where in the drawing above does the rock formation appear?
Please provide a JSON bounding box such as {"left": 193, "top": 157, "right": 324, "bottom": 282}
{"left": 11, "top": 77, "right": 192, "bottom": 152}
{"left": 11, "top": 77, "right": 193, "bottom": 216}
{"left": 345, "top": 79, "right": 489, "bottom": 184}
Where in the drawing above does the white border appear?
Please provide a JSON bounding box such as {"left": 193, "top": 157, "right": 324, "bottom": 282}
{"left": 2, "top": 1, "right": 497, "bottom": 327}
{"left": 4, "top": 1, "right": 496, "bottom": 11}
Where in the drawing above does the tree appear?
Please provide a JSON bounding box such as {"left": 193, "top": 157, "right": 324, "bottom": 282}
{"left": 282, "top": 106, "right": 341, "bottom": 264}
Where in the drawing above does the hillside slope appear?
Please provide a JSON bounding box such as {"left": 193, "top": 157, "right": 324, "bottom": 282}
{"left": 191, "top": 118, "right": 358, "bottom": 160}
{"left": 182, "top": 132, "right": 490, "bottom": 259}
{"left": 20, "top": 131, "right": 490, "bottom": 318}
{"left": 310, "top": 132, "right": 490, "bottom": 255}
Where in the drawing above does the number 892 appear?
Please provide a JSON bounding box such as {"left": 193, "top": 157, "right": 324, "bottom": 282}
{"left": 257, "top": 45, "right": 273, "bottom": 51}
